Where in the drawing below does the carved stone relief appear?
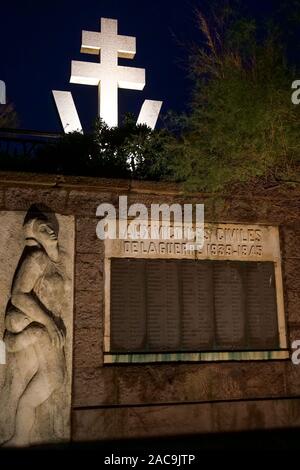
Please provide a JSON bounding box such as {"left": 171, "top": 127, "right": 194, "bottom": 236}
{"left": 0, "top": 205, "right": 74, "bottom": 446}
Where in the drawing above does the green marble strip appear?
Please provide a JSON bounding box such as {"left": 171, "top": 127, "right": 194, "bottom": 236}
{"left": 104, "top": 350, "right": 289, "bottom": 364}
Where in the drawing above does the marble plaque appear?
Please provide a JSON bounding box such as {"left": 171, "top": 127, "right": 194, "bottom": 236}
{"left": 105, "top": 223, "right": 281, "bottom": 262}
{"left": 104, "top": 222, "right": 287, "bottom": 356}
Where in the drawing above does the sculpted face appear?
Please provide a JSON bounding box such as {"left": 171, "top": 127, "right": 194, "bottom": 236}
{"left": 36, "top": 221, "right": 58, "bottom": 242}
{"left": 24, "top": 218, "right": 59, "bottom": 262}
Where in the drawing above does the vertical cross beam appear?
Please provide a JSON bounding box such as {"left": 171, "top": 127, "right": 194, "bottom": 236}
{"left": 96, "top": 19, "right": 118, "bottom": 126}
{"left": 70, "top": 18, "right": 146, "bottom": 127}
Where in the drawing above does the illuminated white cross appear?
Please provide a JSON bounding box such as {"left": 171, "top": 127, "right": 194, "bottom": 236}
{"left": 70, "top": 18, "right": 146, "bottom": 127}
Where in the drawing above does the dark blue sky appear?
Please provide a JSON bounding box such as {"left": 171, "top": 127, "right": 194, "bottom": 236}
{"left": 0, "top": 0, "right": 201, "bottom": 132}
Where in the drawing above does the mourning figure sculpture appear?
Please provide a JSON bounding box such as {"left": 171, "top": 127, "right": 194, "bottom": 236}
{"left": 0, "top": 205, "right": 68, "bottom": 446}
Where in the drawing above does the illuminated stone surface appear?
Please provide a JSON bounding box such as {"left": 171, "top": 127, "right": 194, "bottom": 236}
{"left": 52, "top": 90, "right": 83, "bottom": 134}
{"left": 70, "top": 18, "right": 146, "bottom": 127}
{"left": 0, "top": 81, "right": 6, "bottom": 105}
{"left": 137, "top": 100, "right": 163, "bottom": 129}
{"left": 53, "top": 18, "right": 163, "bottom": 132}
{"left": 0, "top": 208, "right": 74, "bottom": 447}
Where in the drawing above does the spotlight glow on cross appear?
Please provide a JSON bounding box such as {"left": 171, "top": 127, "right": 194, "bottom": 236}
{"left": 52, "top": 90, "right": 83, "bottom": 133}
{"left": 70, "top": 18, "right": 146, "bottom": 127}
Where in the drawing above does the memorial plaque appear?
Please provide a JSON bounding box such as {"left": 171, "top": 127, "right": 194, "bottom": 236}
{"left": 214, "top": 262, "right": 246, "bottom": 349}
{"left": 105, "top": 223, "right": 281, "bottom": 262}
{"left": 146, "top": 260, "right": 180, "bottom": 351}
{"left": 246, "top": 262, "right": 278, "bottom": 349}
{"left": 106, "top": 223, "right": 286, "bottom": 359}
{"left": 181, "top": 261, "right": 214, "bottom": 350}
{"left": 111, "top": 258, "right": 146, "bottom": 351}
{"left": 109, "top": 258, "right": 280, "bottom": 353}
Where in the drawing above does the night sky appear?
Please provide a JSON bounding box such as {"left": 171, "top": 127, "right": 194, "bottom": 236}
{"left": 0, "top": 0, "right": 202, "bottom": 132}
{"left": 1, "top": 0, "right": 289, "bottom": 133}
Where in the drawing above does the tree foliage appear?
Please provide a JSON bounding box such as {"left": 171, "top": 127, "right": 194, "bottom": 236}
{"left": 2, "top": 1, "right": 300, "bottom": 192}
{"left": 92, "top": 114, "right": 171, "bottom": 180}
{"left": 166, "top": 0, "right": 300, "bottom": 193}
{"left": 0, "top": 103, "right": 18, "bottom": 128}
{"left": 8, "top": 114, "right": 172, "bottom": 179}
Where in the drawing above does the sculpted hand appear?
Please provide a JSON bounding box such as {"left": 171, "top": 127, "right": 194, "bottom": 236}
{"left": 47, "top": 322, "right": 65, "bottom": 349}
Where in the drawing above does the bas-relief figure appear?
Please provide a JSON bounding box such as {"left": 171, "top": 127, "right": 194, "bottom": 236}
{"left": 0, "top": 205, "right": 74, "bottom": 447}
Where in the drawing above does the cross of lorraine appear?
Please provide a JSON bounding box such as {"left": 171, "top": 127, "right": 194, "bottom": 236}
{"left": 53, "top": 18, "right": 163, "bottom": 132}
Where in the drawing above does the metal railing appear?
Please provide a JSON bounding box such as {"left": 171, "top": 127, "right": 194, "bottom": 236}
{"left": 0, "top": 128, "right": 62, "bottom": 158}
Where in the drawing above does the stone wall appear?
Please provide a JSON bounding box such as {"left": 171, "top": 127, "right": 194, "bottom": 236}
{"left": 0, "top": 171, "right": 299, "bottom": 442}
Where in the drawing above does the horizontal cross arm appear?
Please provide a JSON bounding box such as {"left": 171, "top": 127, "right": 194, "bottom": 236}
{"left": 70, "top": 61, "right": 102, "bottom": 85}
{"left": 81, "top": 30, "right": 136, "bottom": 59}
{"left": 117, "top": 66, "right": 146, "bottom": 90}
{"left": 81, "top": 31, "right": 102, "bottom": 55}
{"left": 116, "top": 36, "right": 136, "bottom": 59}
